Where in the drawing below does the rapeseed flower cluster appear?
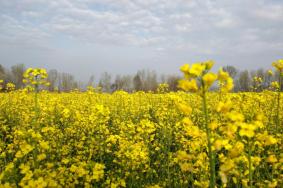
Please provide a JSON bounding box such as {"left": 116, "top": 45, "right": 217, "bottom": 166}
{"left": 23, "top": 68, "right": 50, "bottom": 91}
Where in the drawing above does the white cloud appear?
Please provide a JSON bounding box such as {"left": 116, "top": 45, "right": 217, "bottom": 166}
{"left": 0, "top": 0, "right": 282, "bottom": 75}
{"left": 253, "top": 4, "right": 283, "bottom": 21}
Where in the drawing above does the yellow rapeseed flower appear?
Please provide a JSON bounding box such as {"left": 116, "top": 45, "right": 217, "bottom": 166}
{"left": 272, "top": 59, "right": 283, "bottom": 71}
{"left": 178, "top": 79, "right": 198, "bottom": 92}
{"left": 266, "top": 155, "right": 277, "bottom": 163}
{"left": 203, "top": 73, "right": 217, "bottom": 88}
{"left": 189, "top": 64, "right": 205, "bottom": 77}
{"left": 239, "top": 123, "right": 257, "bottom": 138}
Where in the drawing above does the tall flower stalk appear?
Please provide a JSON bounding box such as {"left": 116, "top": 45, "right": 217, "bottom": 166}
{"left": 23, "top": 68, "right": 49, "bottom": 122}
{"left": 247, "top": 138, "right": 253, "bottom": 188}
{"left": 178, "top": 61, "right": 234, "bottom": 188}
{"left": 201, "top": 82, "right": 215, "bottom": 187}
{"left": 272, "top": 60, "right": 283, "bottom": 131}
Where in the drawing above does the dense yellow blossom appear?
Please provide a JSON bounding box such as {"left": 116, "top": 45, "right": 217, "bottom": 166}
{"left": 0, "top": 88, "right": 282, "bottom": 187}
{"left": 0, "top": 61, "right": 282, "bottom": 187}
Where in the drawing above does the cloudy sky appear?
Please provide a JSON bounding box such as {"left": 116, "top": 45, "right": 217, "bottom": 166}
{"left": 0, "top": 0, "right": 282, "bottom": 80}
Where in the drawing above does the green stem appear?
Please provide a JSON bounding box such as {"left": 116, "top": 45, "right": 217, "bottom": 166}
{"left": 276, "top": 72, "right": 281, "bottom": 132}
{"left": 202, "top": 87, "right": 215, "bottom": 188}
{"left": 34, "top": 84, "right": 40, "bottom": 129}
{"left": 35, "top": 86, "right": 39, "bottom": 113}
{"left": 248, "top": 139, "right": 252, "bottom": 188}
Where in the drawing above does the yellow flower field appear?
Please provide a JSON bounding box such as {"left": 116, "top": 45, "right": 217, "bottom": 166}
{"left": 0, "top": 61, "right": 283, "bottom": 188}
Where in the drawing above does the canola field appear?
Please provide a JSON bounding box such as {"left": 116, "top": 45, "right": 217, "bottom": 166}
{"left": 0, "top": 60, "right": 283, "bottom": 188}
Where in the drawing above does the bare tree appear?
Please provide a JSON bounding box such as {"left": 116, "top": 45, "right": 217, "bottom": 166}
{"left": 59, "top": 73, "right": 77, "bottom": 92}
{"left": 0, "top": 64, "right": 5, "bottom": 80}
{"left": 133, "top": 73, "right": 142, "bottom": 91}
{"left": 166, "top": 75, "right": 181, "bottom": 91}
{"left": 145, "top": 70, "right": 158, "bottom": 91}
{"left": 87, "top": 75, "right": 95, "bottom": 87}
{"left": 238, "top": 70, "right": 250, "bottom": 92}
{"left": 48, "top": 69, "right": 58, "bottom": 91}
{"left": 113, "top": 75, "right": 132, "bottom": 92}
{"left": 11, "top": 64, "right": 25, "bottom": 89}
{"left": 223, "top": 65, "right": 238, "bottom": 79}
{"left": 98, "top": 72, "right": 112, "bottom": 92}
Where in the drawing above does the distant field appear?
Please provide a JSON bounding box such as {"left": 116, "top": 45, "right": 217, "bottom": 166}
{"left": 0, "top": 90, "right": 282, "bottom": 187}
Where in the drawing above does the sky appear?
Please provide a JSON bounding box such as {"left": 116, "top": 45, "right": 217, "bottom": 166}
{"left": 0, "top": 0, "right": 283, "bottom": 81}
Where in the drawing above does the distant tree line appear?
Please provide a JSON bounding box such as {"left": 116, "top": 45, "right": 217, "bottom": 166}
{"left": 222, "top": 65, "right": 282, "bottom": 92}
{"left": 0, "top": 64, "right": 282, "bottom": 92}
